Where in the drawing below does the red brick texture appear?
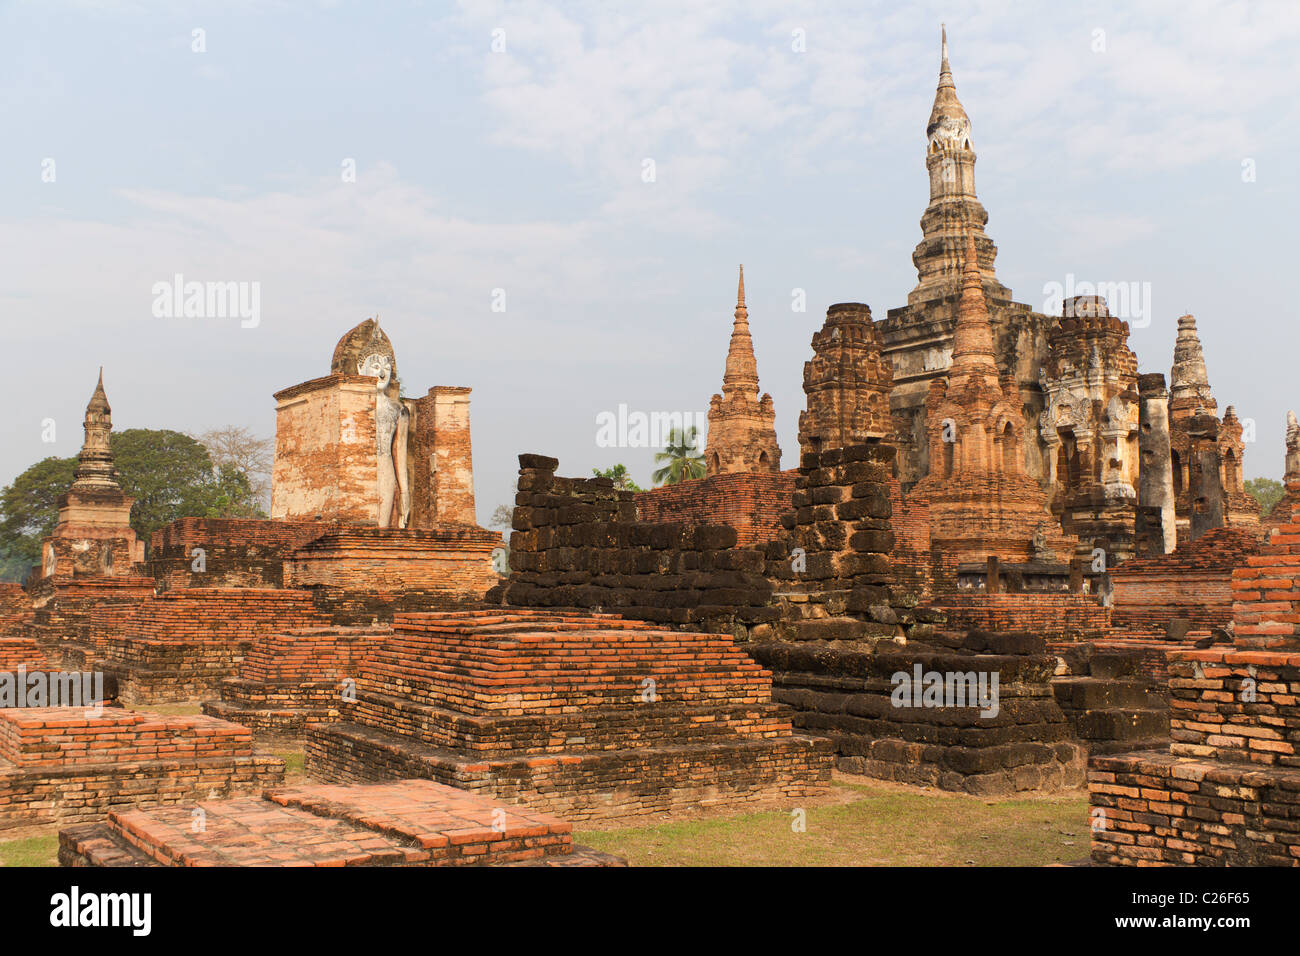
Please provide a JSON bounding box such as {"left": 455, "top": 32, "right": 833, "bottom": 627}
{"left": 1090, "top": 519, "right": 1300, "bottom": 865}
{"left": 0, "top": 707, "right": 283, "bottom": 830}
{"left": 1109, "top": 527, "right": 1261, "bottom": 638}
{"left": 204, "top": 625, "right": 388, "bottom": 745}
{"left": 59, "top": 779, "right": 624, "bottom": 867}
{"left": 633, "top": 471, "right": 796, "bottom": 546}
{"left": 305, "top": 608, "right": 833, "bottom": 822}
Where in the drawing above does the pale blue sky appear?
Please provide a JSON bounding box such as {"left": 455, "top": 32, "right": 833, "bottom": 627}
{"left": 3, "top": 0, "right": 1297, "bottom": 522}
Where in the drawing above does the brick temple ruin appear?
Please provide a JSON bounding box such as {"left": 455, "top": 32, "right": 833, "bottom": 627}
{"left": 0, "top": 27, "right": 1286, "bottom": 866}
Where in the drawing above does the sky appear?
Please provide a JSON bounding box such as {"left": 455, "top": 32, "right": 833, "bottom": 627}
{"left": 2, "top": 0, "right": 1298, "bottom": 524}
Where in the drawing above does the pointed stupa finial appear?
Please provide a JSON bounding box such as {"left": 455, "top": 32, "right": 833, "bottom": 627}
{"left": 721, "top": 266, "right": 759, "bottom": 393}
{"left": 928, "top": 24, "right": 969, "bottom": 144}
{"left": 72, "top": 367, "right": 119, "bottom": 489}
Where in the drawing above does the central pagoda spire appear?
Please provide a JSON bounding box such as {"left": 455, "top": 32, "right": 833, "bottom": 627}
{"left": 908, "top": 25, "right": 1009, "bottom": 308}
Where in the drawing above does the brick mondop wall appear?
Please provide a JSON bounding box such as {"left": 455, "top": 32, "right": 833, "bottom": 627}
{"left": 0, "top": 707, "right": 283, "bottom": 830}
{"left": 634, "top": 471, "right": 797, "bottom": 546}
{"left": 306, "top": 608, "right": 832, "bottom": 822}
{"left": 59, "top": 780, "right": 624, "bottom": 867}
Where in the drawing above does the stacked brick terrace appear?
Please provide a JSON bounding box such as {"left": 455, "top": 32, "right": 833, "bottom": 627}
{"left": 307, "top": 608, "right": 832, "bottom": 822}
{"left": 204, "top": 624, "right": 388, "bottom": 745}
{"left": 60, "top": 779, "right": 622, "bottom": 867}
{"left": 92, "top": 588, "right": 326, "bottom": 703}
{"left": 1090, "top": 518, "right": 1300, "bottom": 865}
{"left": 0, "top": 707, "right": 283, "bottom": 830}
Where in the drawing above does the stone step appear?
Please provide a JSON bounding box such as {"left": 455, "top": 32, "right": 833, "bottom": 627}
{"left": 1071, "top": 707, "right": 1170, "bottom": 742}
{"left": 1052, "top": 677, "right": 1167, "bottom": 711}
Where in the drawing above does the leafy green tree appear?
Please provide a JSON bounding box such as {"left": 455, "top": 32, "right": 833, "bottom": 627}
{"left": 1245, "top": 477, "right": 1285, "bottom": 516}
{"left": 592, "top": 464, "right": 644, "bottom": 492}
{"left": 0, "top": 429, "right": 266, "bottom": 580}
{"left": 0, "top": 456, "right": 77, "bottom": 573}
{"left": 652, "top": 427, "right": 706, "bottom": 486}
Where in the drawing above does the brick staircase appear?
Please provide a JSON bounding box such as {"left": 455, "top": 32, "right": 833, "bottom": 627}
{"left": 59, "top": 779, "right": 622, "bottom": 867}
{"left": 1051, "top": 648, "right": 1169, "bottom": 756}
{"left": 306, "top": 609, "right": 833, "bottom": 822}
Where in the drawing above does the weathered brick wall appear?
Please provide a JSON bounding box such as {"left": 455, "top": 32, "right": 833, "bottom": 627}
{"left": 633, "top": 471, "right": 796, "bottom": 546}
{"left": 148, "top": 516, "right": 338, "bottom": 589}
{"left": 1166, "top": 649, "right": 1300, "bottom": 766}
{"left": 1109, "top": 526, "right": 1260, "bottom": 636}
{"left": 1089, "top": 514, "right": 1300, "bottom": 866}
{"left": 204, "top": 625, "right": 386, "bottom": 743}
{"left": 1231, "top": 522, "right": 1300, "bottom": 649}
{"left": 409, "top": 386, "right": 479, "bottom": 527}
{"left": 937, "top": 593, "right": 1110, "bottom": 641}
{"left": 1089, "top": 750, "right": 1300, "bottom": 865}
{"left": 26, "top": 576, "right": 157, "bottom": 668}
{"left": 284, "top": 526, "right": 498, "bottom": 604}
{"left": 490, "top": 454, "right": 777, "bottom": 632}
{"left": 271, "top": 374, "right": 379, "bottom": 524}
{"left": 0, "top": 707, "right": 284, "bottom": 830}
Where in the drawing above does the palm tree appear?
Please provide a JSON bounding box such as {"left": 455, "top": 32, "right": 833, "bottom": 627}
{"left": 652, "top": 427, "right": 706, "bottom": 485}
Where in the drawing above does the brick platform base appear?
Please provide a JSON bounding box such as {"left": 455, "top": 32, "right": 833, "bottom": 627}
{"left": 204, "top": 625, "right": 387, "bottom": 745}
{"left": 59, "top": 779, "right": 624, "bottom": 867}
{"left": 0, "top": 707, "right": 284, "bottom": 830}
{"left": 1090, "top": 751, "right": 1300, "bottom": 866}
{"left": 306, "top": 609, "right": 833, "bottom": 822}
{"left": 753, "top": 630, "right": 1087, "bottom": 794}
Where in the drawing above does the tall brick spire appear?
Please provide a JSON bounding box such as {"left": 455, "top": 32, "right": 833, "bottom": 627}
{"left": 706, "top": 265, "right": 781, "bottom": 475}
{"left": 908, "top": 26, "right": 1009, "bottom": 308}
{"left": 71, "top": 367, "right": 121, "bottom": 490}
{"left": 1168, "top": 314, "right": 1216, "bottom": 418}
{"left": 721, "top": 265, "right": 759, "bottom": 393}
{"left": 948, "top": 236, "right": 1000, "bottom": 389}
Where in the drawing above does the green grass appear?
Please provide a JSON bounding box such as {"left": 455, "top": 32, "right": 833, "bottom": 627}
{"left": 576, "top": 780, "right": 1091, "bottom": 866}
{"left": 277, "top": 751, "right": 305, "bottom": 777}
{"left": 0, "top": 778, "right": 1091, "bottom": 868}
{"left": 0, "top": 833, "right": 58, "bottom": 867}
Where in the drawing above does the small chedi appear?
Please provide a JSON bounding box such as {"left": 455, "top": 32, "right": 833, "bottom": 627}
{"left": 704, "top": 267, "right": 781, "bottom": 475}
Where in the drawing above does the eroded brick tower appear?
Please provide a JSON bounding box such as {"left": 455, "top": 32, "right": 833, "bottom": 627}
{"left": 704, "top": 266, "right": 781, "bottom": 475}
{"left": 1166, "top": 314, "right": 1259, "bottom": 541}
{"left": 906, "top": 238, "right": 1074, "bottom": 568}
{"left": 797, "top": 303, "right": 894, "bottom": 458}
{"left": 880, "top": 27, "right": 1052, "bottom": 488}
